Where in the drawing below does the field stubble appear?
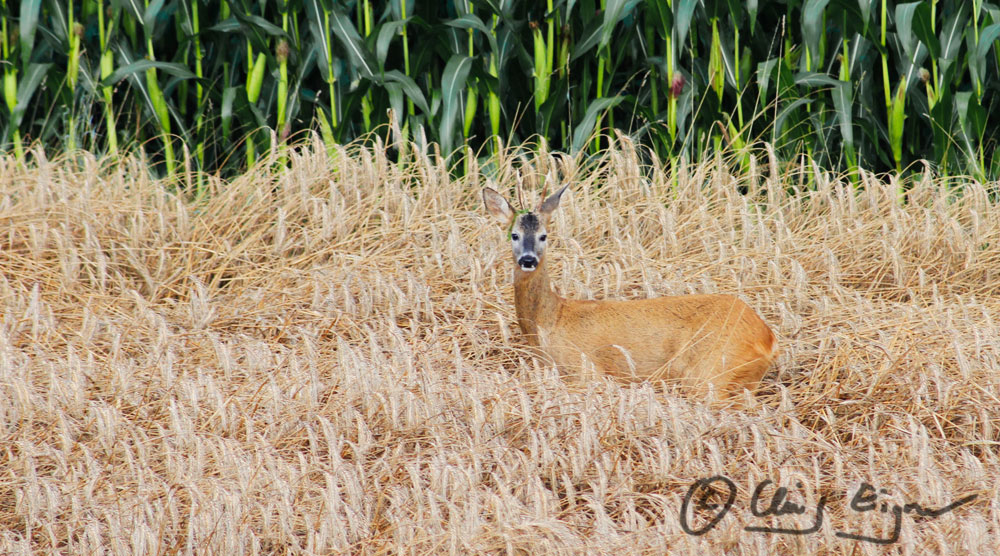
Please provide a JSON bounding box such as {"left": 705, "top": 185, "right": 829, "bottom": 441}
{"left": 1, "top": 138, "right": 998, "bottom": 554}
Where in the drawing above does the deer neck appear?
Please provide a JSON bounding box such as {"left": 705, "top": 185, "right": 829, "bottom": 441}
{"left": 513, "top": 258, "right": 562, "bottom": 346}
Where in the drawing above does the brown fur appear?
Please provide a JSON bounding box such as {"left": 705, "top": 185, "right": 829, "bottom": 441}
{"left": 512, "top": 256, "right": 777, "bottom": 398}
{"left": 487, "top": 186, "right": 777, "bottom": 399}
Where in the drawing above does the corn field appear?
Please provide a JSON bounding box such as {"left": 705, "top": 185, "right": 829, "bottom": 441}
{"left": 2, "top": 0, "right": 1000, "bottom": 180}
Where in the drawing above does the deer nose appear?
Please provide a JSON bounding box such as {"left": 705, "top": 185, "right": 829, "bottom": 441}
{"left": 518, "top": 255, "right": 538, "bottom": 271}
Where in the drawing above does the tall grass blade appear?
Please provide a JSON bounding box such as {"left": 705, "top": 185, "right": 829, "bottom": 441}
{"left": 802, "top": 0, "right": 832, "bottom": 69}
{"left": 6, "top": 62, "right": 49, "bottom": 131}
{"left": 18, "top": 0, "right": 42, "bottom": 66}
{"left": 572, "top": 95, "right": 624, "bottom": 153}
{"left": 439, "top": 54, "right": 473, "bottom": 156}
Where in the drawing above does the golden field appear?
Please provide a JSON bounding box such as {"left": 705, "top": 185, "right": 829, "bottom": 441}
{"left": 1, "top": 138, "right": 998, "bottom": 554}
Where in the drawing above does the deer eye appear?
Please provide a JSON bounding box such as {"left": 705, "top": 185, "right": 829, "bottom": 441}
{"left": 539, "top": 234, "right": 547, "bottom": 242}
{"left": 511, "top": 233, "right": 520, "bottom": 241}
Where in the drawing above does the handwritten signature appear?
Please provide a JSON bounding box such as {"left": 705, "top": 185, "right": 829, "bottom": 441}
{"left": 680, "top": 475, "right": 977, "bottom": 545}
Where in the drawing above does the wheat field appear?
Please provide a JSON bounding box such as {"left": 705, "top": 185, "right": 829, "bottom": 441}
{"left": 1, "top": 137, "right": 998, "bottom": 555}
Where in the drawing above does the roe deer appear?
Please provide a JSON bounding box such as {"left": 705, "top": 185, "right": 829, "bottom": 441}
{"left": 482, "top": 184, "right": 777, "bottom": 399}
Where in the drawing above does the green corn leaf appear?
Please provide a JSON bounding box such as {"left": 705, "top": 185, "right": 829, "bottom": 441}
{"left": 955, "top": 91, "right": 986, "bottom": 143}
{"left": 176, "top": 0, "right": 192, "bottom": 35}
{"left": 496, "top": 24, "right": 520, "bottom": 71}
{"left": 469, "top": 65, "right": 499, "bottom": 98}
{"left": 246, "top": 99, "right": 268, "bottom": 130}
{"left": 756, "top": 58, "right": 779, "bottom": 100}
{"left": 988, "top": 5, "right": 1000, "bottom": 28}
{"left": 282, "top": 46, "right": 316, "bottom": 132}
{"left": 214, "top": 7, "right": 289, "bottom": 77}
{"left": 384, "top": 81, "right": 405, "bottom": 124}
{"left": 376, "top": 20, "right": 409, "bottom": 68}
{"left": 446, "top": 14, "right": 498, "bottom": 55}
{"left": 241, "top": 14, "right": 286, "bottom": 37}
{"left": 143, "top": 0, "right": 165, "bottom": 31}
{"left": 847, "top": 33, "right": 871, "bottom": 76}
{"left": 19, "top": 0, "right": 43, "bottom": 66}
{"left": 929, "top": 87, "right": 954, "bottom": 164}
{"left": 571, "top": 18, "right": 604, "bottom": 61}
{"left": 105, "top": 60, "right": 198, "bottom": 86}
{"left": 954, "top": 91, "right": 985, "bottom": 173}
{"left": 537, "top": 78, "right": 568, "bottom": 138}
{"left": 939, "top": 2, "right": 968, "bottom": 75}
{"left": 113, "top": 0, "right": 143, "bottom": 21}
{"left": 794, "top": 71, "right": 840, "bottom": 87}
{"left": 159, "top": 76, "right": 192, "bottom": 143}
{"left": 721, "top": 0, "right": 745, "bottom": 28}
{"left": 565, "top": 0, "right": 580, "bottom": 18}
{"left": 217, "top": 0, "right": 288, "bottom": 37}
{"left": 42, "top": 0, "right": 68, "bottom": 42}
{"left": 599, "top": 0, "right": 631, "bottom": 49}
{"left": 910, "top": 2, "right": 939, "bottom": 58}
{"left": 646, "top": 0, "right": 669, "bottom": 40}
{"left": 802, "top": 0, "right": 832, "bottom": 68}
{"left": 430, "top": 88, "right": 441, "bottom": 119}
{"left": 675, "top": 68, "right": 694, "bottom": 136}
{"left": 724, "top": 114, "right": 744, "bottom": 149}
{"left": 328, "top": 3, "right": 376, "bottom": 79}
{"left": 208, "top": 15, "right": 285, "bottom": 37}
{"left": 738, "top": 46, "right": 752, "bottom": 93}
{"left": 389, "top": 0, "right": 415, "bottom": 21}
{"left": 77, "top": 62, "right": 101, "bottom": 98}
{"left": 445, "top": 23, "right": 464, "bottom": 57}
{"left": 571, "top": 95, "right": 625, "bottom": 154}
{"left": 381, "top": 70, "right": 429, "bottom": 114}
{"left": 774, "top": 98, "right": 813, "bottom": 140}
{"left": 858, "top": 0, "right": 874, "bottom": 31}
{"left": 8, "top": 62, "right": 50, "bottom": 131}
{"left": 968, "top": 97, "right": 986, "bottom": 144}
{"left": 439, "top": 55, "right": 473, "bottom": 155}
{"left": 716, "top": 21, "right": 737, "bottom": 88}
{"left": 895, "top": 2, "right": 921, "bottom": 58}
{"left": 831, "top": 80, "right": 854, "bottom": 158}
{"left": 898, "top": 40, "right": 928, "bottom": 92}
{"left": 304, "top": 0, "right": 332, "bottom": 82}
{"left": 539, "top": 75, "right": 569, "bottom": 137}
{"left": 113, "top": 42, "right": 160, "bottom": 124}
{"left": 675, "top": 0, "right": 698, "bottom": 48}
{"left": 976, "top": 23, "right": 1000, "bottom": 59}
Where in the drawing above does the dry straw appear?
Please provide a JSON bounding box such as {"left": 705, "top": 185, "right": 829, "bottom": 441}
{"left": 1, "top": 137, "right": 998, "bottom": 554}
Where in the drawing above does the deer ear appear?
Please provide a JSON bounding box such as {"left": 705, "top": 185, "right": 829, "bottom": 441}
{"left": 539, "top": 184, "right": 570, "bottom": 216}
{"left": 482, "top": 187, "right": 515, "bottom": 226}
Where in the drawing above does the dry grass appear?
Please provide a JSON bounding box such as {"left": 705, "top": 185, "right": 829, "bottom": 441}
{"left": 1, "top": 137, "right": 998, "bottom": 555}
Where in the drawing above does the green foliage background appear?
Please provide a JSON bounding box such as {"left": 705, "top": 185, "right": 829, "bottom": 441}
{"left": 2, "top": 0, "right": 1000, "bottom": 180}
